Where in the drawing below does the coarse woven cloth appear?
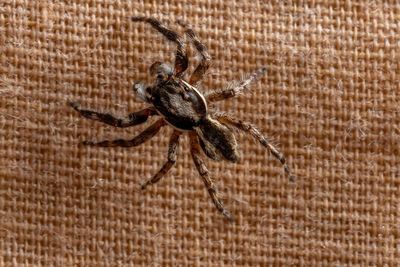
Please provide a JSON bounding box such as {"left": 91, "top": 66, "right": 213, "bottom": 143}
{"left": 1, "top": 1, "right": 399, "bottom": 266}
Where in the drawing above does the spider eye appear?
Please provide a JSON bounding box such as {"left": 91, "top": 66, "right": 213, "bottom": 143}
{"left": 156, "top": 74, "right": 164, "bottom": 80}
{"left": 146, "top": 87, "right": 152, "bottom": 94}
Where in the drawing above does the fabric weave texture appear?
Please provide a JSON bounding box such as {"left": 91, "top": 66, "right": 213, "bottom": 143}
{"left": 1, "top": 1, "right": 399, "bottom": 266}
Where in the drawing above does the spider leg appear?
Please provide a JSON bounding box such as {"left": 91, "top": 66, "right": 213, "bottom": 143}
{"left": 141, "top": 130, "right": 182, "bottom": 190}
{"left": 215, "top": 114, "right": 295, "bottom": 182}
{"left": 205, "top": 67, "right": 266, "bottom": 102}
{"left": 83, "top": 119, "right": 166, "bottom": 147}
{"left": 69, "top": 102, "right": 157, "bottom": 127}
{"left": 177, "top": 20, "right": 211, "bottom": 85}
{"left": 189, "top": 131, "right": 233, "bottom": 222}
{"left": 132, "top": 16, "right": 188, "bottom": 76}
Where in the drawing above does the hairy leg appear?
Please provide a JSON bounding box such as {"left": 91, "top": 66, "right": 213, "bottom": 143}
{"left": 206, "top": 67, "right": 266, "bottom": 102}
{"left": 83, "top": 119, "right": 166, "bottom": 147}
{"left": 141, "top": 130, "right": 182, "bottom": 190}
{"left": 189, "top": 131, "right": 233, "bottom": 221}
{"left": 216, "top": 114, "right": 295, "bottom": 182}
{"left": 132, "top": 16, "right": 188, "bottom": 76}
{"left": 177, "top": 20, "right": 212, "bottom": 85}
{"left": 69, "top": 102, "right": 157, "bottom": 127}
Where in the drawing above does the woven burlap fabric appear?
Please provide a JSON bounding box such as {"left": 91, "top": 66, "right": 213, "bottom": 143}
{"left": 1, "top": 0, "right": 399, "bottom": 266}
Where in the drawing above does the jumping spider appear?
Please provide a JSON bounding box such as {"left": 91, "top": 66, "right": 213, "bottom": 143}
{"left": 70, "top": 17, "right": 295, "bottom": 221}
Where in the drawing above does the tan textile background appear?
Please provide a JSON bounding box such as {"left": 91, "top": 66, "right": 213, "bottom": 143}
{"left": 1, "top": 0, "right": 399, "bottom": 266}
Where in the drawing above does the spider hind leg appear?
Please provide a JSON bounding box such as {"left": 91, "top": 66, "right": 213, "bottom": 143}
{"left": 189, "top": 131, "right": 233, "bottom": 222}
{"left": 141, "top": 130, "right": 181, "bottom": 190}
{"left": 216, "top": 114, "right": 295, "bottom": 182}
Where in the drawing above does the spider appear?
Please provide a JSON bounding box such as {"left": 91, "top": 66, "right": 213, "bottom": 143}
{"left": 69, "top": 17, "right": 295, "bottom": 221}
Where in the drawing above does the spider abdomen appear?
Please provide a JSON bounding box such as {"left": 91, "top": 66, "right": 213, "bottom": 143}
{"left": 197, "top": 116, "right": 239, "bottom": 163}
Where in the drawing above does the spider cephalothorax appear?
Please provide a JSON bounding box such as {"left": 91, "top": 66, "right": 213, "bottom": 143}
{"left": 70, "top": 17, "right": 295, "bottom": 221}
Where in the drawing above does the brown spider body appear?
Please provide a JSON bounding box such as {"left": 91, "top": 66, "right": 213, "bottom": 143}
{"left": 150, "top": 75, "right": 207, "bottom": 130}
{"left": 70, "top": 17, "right": 294, "bottom": 221}
{"left": 147, "top": 72, "right": 239, "bottom": 162}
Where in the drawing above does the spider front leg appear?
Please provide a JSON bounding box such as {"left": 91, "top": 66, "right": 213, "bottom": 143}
{"left": 189, "top": 132, "right": 233, "bottom": 222}
{"left": 177, "top": 20, "right": 212, "bottom": 85}
{"left": 206, "top": 67, "right": 267, "bottom": 102}
{"left": 83, "top": 119, "right": 166, "bottom": 147}
{"left": 216, "top": 114, "right": 295, "bottom": 182}
{"left": 132, "top": 16, "right": 188, "bottom": 76}
{"left": 69, "top": 102, "right": 158, "bottom": 127}
{"left": 141, "top": 130, "right": 182, "bottom": 190}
